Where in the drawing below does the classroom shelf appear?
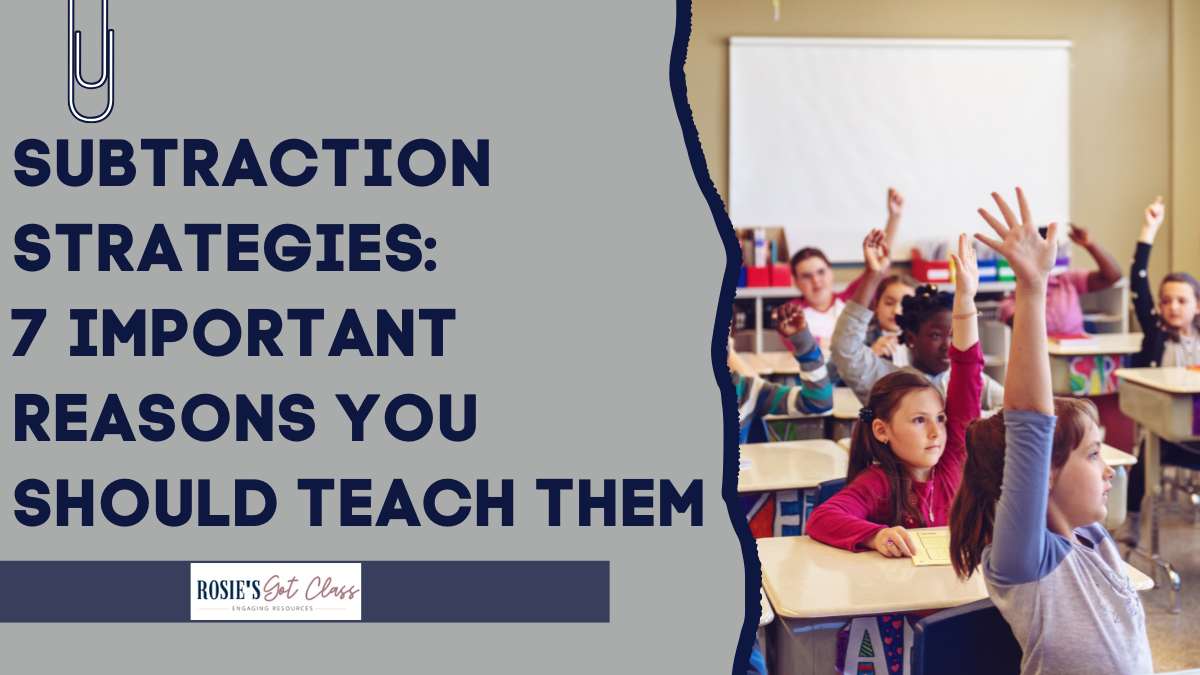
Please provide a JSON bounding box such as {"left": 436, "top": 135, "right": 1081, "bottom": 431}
{"left": 734, "top": 287, "right": 805, "bottom": 300}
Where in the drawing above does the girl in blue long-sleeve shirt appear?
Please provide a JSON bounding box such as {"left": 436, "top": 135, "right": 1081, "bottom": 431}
{"left": 948, "top": 188, "right": 1151, "bottom": 675}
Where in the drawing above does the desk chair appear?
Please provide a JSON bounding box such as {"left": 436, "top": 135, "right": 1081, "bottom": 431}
{"left": 814, "top": 477, "right": 845, "bottom": 508}
{"left": 910, "top": 598, "right": 1021, "bottom": 675}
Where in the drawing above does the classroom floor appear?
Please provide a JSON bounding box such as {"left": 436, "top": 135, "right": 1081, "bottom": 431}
{"left": 1136, "top": 507, "right": 1200, "bottom": 672}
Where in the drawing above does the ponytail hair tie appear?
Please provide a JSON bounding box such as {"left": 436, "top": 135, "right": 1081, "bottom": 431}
{"left": 858, "top": 407, "right": 875, "bottom": 423}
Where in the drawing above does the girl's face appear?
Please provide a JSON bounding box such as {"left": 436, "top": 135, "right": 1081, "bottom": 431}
{"left": 871, "top": 388, "right": 946, "bottom": 473}
{"left": 1159, "top": 281, "right": 1199, "bottom": 333}
{"left": 906, "top": 309, "right": 953, "bottom": 375}
{"left": 877, "top": 283, "right": 915, "bottom": 333}
{"left": 1049, "top": 419, "right": 1114, "bottom": 529}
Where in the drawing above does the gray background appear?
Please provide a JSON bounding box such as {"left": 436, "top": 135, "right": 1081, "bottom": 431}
{"left": 0, "top": 1, "right": 738, "bottom": 671}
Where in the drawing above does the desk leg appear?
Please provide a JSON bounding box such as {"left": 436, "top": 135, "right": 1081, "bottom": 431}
{"left": 1130, "top": 431, "right": 1183, "bottom": 613}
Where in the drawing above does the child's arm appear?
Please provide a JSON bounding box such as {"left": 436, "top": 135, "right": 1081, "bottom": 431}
{"left": 731, "top": 316, "right": 833, "bottom": 418}
{"left": 976, "top": 189, "right": 1054, "bottom": 415}
{"left": 836, "top": 189, "right": 904, "bottom": 303}
{"left": 975, "top": 188, "right": 1064, "bottom": 583}
{"left": 883, "top": 187, "right": 904, "bottom": 253}
{"left": 950, "top": 234, "right": 981, "bottom": 351}
{"left": 940, "top": 235, "right": 985, "bottom": 476}
{"left": 1067, "top": 224, "right": 1123, "bottom": 292}
{"left": 832, "top": 230, "right": 896, "bottom": 401}
{"left": 805, "top": 470, "right": 899, "bottom": 552}
{"left": 1131, "top": 198, "right": 1165, "bottom": 364}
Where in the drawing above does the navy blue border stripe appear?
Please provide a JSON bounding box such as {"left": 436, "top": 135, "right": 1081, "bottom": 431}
{"left": 362, "top": 561, "right": 609, "bottom": 622}
{"left": 0, "top": 561, "right": 190, "bottom": 622}
{"left": 0, "top": 561, "right": 609, "bottom": 623}
{"left": 667, "top": 2, "right": 758, "bottom": 674}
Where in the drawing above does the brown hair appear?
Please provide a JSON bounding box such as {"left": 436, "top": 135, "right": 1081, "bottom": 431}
{"left": 847, "top": 370, "right": 943, "bottom": 528}
{"left": 790, "top": 247, "right": 831, "bottom": 274}
{"left": 1159, "top": 272, "right": 1200, "bottom": 340}
{"left": 949, "top": 398, "right": 1099, "bottom": 579}
{"left": 869, "top": 273, "right": 919, "bottom": 311}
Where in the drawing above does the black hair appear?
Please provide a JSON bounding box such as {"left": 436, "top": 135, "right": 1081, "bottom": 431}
{"left": 895, "top": 285, "right": 953, "bottom": 336}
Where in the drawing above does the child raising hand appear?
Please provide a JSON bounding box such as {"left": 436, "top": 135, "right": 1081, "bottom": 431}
{"left": 807, "top": 232, "right": 985, "bottom": 554}
{"left": 949, "top": 189, "right": 1151, "bottom": 674}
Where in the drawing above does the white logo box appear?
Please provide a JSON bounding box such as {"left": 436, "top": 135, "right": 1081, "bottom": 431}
{"left": 190, "top": 562, "right": 362, "bottom": 621}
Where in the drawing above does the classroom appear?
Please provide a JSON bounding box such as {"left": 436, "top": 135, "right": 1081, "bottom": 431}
{"left": 692, "top": 1, "right": 1200, "bottom": 673}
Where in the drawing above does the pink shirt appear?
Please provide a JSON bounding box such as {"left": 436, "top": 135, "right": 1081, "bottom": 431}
{"left": 998, "top": 269, "right": 1091, "bottom": 335}
{"left": 805, "top": 343, "right": 985, "bottom": 550}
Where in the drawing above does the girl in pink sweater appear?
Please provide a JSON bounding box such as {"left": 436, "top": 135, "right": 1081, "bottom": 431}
{"left": 806, "top": 231, "right": 985, "bottom": 556}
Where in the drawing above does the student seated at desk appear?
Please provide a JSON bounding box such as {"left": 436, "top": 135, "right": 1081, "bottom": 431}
{"left": 1123, "top": 196, "right": 1200, "bottom": 545}
{"left": 865, "top": 273, "right": 916, "bottom": 367}
{"left": 949, "top": 188, "right": 1151, "bottom": 675}
{"left": 830, "top": 230, "right": 1004, "bottom": 409}
{"left": 806, "top": 233, "right": 984, "bottom": 555}
{"left": 728, "top": 303, "right": 833, "bottom": 439}
{"left": 778, "top": 188, "right": 905, "bottom": 360}
{"left": 995, "top": 222, "right": 1123, "bottom": 334}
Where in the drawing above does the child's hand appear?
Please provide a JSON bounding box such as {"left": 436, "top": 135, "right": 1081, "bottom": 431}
{"left": 870, "top": 526, "right": 915, "bottom": 558}
{"left": 1141, "top": 196, "right": 1165, "bottom": 244}
{"left": 949, "top": 233, "right": 979, "bottom": 299}
{"left": 887, "top": 187, "right": 905, "bottom": 218}
{"left": 862, "top": 228, "right": 891, "bottom": 274}
{"left": 1067, "top": 223, "right": 1092, "bottom": 248}
{"left": 772, "top": 303, "right": 808, "bottom": 337}
{"left": 871, "top": 334, "right": 898, "bottom": 357}
{"left": 975, "top": 188, "right": 1057, "bottom": 287}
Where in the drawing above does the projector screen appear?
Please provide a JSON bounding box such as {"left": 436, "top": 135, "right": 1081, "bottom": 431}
{"left": 729, "top": 38, "right": 1070, "bottom": 262}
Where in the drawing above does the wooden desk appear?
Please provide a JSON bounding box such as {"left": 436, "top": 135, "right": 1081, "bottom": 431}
{"left": 739, "top": 441, "right": 847, "bottom": 493}
{"left": 759, "top": 534, "right": 1153, "bottom": 674}
{"left": 825, "top": 387, "right": 861, "bottom": 440}
{"left": 741, "top": 351, "right": 801, "bottom": 377}
{"left": 1115, "top": 367, "right": 1199, "bottom": 613}
{"left": 1127, "top": 564, "right": 1154, "bottom": 592}
{"left": 759, "top": 532, "right": 983, "bottom": 675}
{"left": 739, "top": 440, "right": 847, "bottom": 538}
{"left": 1047, "top": 333, "right": 1142, "bottom": 396}
{"left": 832, "top": 387, "right": 861, "bottom": 419}
{"left": 759, "top": 533, "right": 983, "bottom": 619}
{"left": 1101, "top": 443, "right": 1136, "bottom": 467}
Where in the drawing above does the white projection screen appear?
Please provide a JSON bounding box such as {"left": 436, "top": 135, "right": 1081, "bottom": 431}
{"left": 729, "top": 38, "right": 1070, "bottom": 262}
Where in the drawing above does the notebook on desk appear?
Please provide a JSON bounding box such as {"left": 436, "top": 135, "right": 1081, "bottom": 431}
{"left": 911, "top": 527, "right": 952, "bottom": 567}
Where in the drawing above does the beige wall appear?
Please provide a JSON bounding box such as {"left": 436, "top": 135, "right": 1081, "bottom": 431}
{"left": 1174, "top": 0, "right": 1200, "bottom": 274}
{"left": 686, "top": 0, "right": 1172, "bottom": 280}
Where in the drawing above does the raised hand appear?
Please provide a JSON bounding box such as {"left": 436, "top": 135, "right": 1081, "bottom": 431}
{"left": 1141, "top": 196, "right": 1165, "bottom": 244}
{"left": 975, "top": 188, "right": 1057, "bottom": 287}
{"left": 862, "top": 228, "right": 891, "bottom": 275}
{"left": 1067, "top": 223, "right": 1093, "bottom": 248}
{"left": 887, "top": 187, "right": 905, "bottom": 218}
{"left": 949, "top": 233, "right": 979, "bottom": 299}
{"left": 772, "top": 303, "right": 809, "bottom": 337}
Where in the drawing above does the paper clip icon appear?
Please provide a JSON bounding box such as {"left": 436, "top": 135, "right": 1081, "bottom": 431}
{"left": 68, "top": 0, "right": 115, "bottom": 123}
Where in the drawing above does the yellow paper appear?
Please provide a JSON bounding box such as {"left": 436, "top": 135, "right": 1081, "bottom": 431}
{"left": 910, "top": 527, "right": 952, "bottom": 567}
